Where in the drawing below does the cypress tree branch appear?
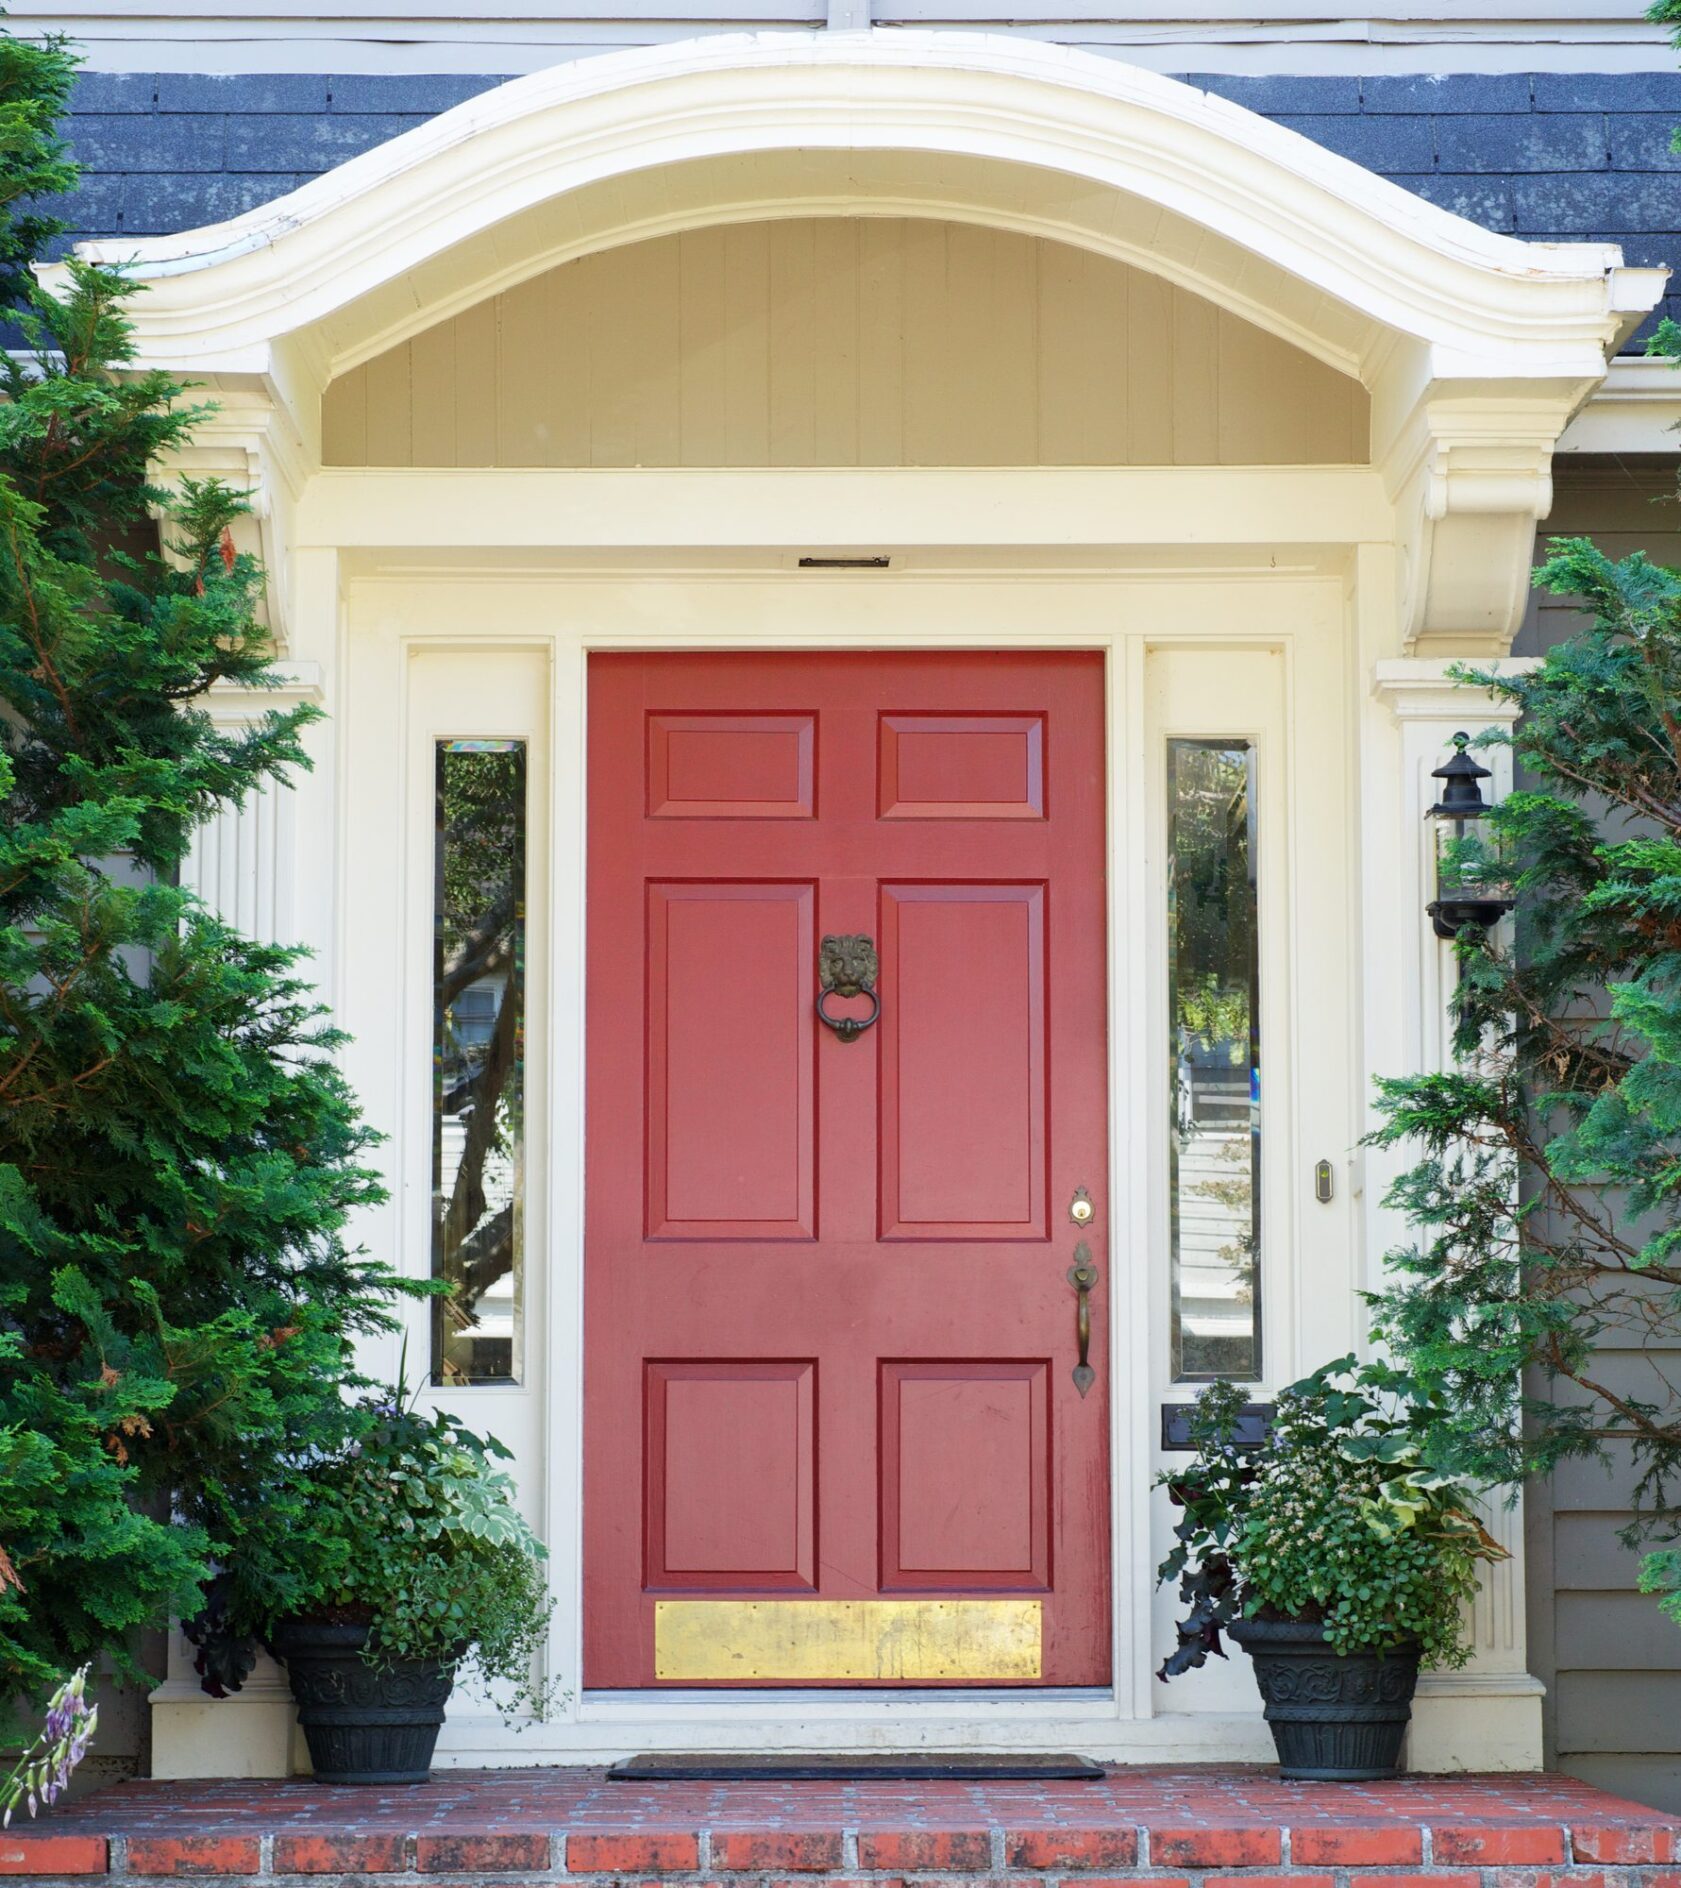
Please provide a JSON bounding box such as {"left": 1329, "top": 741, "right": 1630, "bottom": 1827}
{"left": 0, "top": 30, "right": 414, "bottom": 1705}
{"left": 1367, "top": 538, "right": 1681, "bottom": 1622}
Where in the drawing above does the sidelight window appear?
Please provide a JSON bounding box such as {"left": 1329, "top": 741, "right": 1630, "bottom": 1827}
{"left": 431, "top": 740, "right": 526, "bottom": 1386}
{"left": 1167, "top": 739, "right": 1261, "bottom": 1382}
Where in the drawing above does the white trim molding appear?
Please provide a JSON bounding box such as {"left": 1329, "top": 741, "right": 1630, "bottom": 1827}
{"left": 1362, "top": 653, "right": 1544, "bottom": 1770}
{"left": 49, "top": 32, "right": 1660, "bottom": 383}
{"left": 50, "top": 32, "right": 1660, "bottom": 664}
{"left": 1561, "top": 355, "right": 1681, "bottom": 455}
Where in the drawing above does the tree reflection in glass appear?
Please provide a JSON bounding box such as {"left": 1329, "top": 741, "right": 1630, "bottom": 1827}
{"left": 1168, "top": 739, "right": 1260, "bottom": 1381}
{"left": 432, "top": 741, "right": 526, "bottom": 1385}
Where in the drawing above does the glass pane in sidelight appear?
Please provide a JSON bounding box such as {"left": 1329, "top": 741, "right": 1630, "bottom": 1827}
{"left": 432, "top": 741, "right": 526, "bottom": 1385}
{"left": 1168, "top": 739, "right": 1261, "bottom": 1382}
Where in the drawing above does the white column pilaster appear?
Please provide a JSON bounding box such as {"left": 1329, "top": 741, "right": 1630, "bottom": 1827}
{"left": 152, "top": 661, "right": 330, "bottom": 1780}
{"left": 1364, "top": 654, "right": 1545, "bottom": 1771}
{"left": 177, "top": 662, "right": 326, "bottom": 951}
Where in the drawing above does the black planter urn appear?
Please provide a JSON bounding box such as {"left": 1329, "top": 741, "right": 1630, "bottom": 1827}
{"left": 271, "top": 1619, "right": 455, "bottom": 1785}
{"left": 1229, "top": 1615, "right": 1422, "bottom": 1782}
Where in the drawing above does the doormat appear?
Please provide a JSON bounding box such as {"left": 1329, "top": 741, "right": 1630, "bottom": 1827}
{"left": 606, "top": 1752, "right": 1106, "bottom": 1781}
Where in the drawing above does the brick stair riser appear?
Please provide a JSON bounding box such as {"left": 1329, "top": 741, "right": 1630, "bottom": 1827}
{"left": 10, "top": 1822, "right": 1680, "bottom": 1886}
{"left": 14, "top": 1838, "right": 1681, "bottom": 1888}
{"left": 20, "top": 1870, "right": 1681, "bottom": 1888}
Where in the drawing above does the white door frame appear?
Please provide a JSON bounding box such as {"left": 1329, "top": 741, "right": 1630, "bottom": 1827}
{"left": 325, "top": 558, "right": 1353, "bottom": 1763}
{"left": 126, "top": 24, "right": 1616, "bottom": 1779}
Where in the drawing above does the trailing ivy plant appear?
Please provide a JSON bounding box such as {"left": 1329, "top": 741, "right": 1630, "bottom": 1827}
{"left": 1157, "top": 1361, "right": 1506, "bottom": 1678}
{"left": 1156, "top": 1378, "right": 1250, "bottom": 1678}
{"left": 0, "top": 26, "right": 414, "bottom": 1711}
{"left": 1364, "top": 539, "right": 1681, "bottom": 1628}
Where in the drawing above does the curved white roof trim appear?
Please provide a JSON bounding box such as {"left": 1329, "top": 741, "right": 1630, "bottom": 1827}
{"left": 63, "top": 31, "right": 1664, "bottom": 378}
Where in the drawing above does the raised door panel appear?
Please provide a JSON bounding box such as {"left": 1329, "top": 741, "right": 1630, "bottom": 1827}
{"left": 880, "top": 1361, "right": 1050, "bottom": 1591}
{"left": 645, "top": 1361, "right": 817, "bottom": 1591}
{"left": 646, "top": 880, "right": 815, "bottom": 1239}
{"left": 878, "top": 713, "right": 1045, "bottom": 820}
{"left": 878, "top": 882, "right": 1048, "bottom": 1240}
{"left": 647, "top": 712, "right": 816, "bottom": 819}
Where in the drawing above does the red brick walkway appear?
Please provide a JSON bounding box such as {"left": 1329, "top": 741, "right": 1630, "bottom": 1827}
{"left": 5, "top": 1766, "right": 1679, "bottom": 1887}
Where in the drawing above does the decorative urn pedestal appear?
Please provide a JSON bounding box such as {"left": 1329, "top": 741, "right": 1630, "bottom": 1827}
{"left": 271, "top": 1620, "right": 455, "bottom": 1785}
{"left": 1230, "top": 1616, "right": 1422, "bottom": 1781}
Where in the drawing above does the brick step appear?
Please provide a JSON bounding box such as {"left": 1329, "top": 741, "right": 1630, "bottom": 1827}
{"left": 6, "top": 1769, "right": 1679, "bottom": 1888}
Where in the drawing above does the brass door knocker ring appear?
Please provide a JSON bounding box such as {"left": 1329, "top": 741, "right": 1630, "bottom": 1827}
{"left": 817, "top": 934, "right": 880, "bottom": 1043}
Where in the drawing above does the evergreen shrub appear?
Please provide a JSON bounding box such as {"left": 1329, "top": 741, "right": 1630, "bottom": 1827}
{"left": 0, "top": 29, "right": 414, "bottom": 1711}
{"left": 1367, "top": 541, "right": 1681, "bottom": 1628}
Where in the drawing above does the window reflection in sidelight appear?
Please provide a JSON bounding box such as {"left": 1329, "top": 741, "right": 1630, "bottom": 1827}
{"left": 1168, "top": 739, "right": 1260, "bottom": 1382}
{"left": 432, "top": 740, "right": 526, "bottom": 1385}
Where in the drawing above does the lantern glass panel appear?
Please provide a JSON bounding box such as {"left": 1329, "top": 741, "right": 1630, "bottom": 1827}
{"left": 1433, "top": 814, "right": 1514, "bottom": 908}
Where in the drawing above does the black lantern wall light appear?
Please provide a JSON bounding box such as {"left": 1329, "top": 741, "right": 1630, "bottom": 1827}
{"left": 1425, "top": 731, "right": 1515, "bottom": 940}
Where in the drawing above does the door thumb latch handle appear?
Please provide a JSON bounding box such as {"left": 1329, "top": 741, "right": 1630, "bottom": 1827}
{"left": 1067, "top": 1241, "right": 1099, "bottom": 1398}
{"left": 817, "top": 934, "right": 880, "bottom": 1043}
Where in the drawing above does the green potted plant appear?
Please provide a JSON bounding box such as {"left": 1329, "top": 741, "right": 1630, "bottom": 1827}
{"left": 1158, "top": 1361, "right": 1506, "bottom": 1781}
{"left": 256, "top": 1389, "right": 556, "bottom": 1784}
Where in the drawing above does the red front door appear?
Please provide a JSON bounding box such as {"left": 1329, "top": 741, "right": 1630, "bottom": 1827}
{"left": 584, "top": 651, "right": 1110, "bottom": 1688}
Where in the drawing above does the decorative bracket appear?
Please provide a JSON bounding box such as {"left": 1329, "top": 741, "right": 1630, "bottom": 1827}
{"left": 1375, "top": 371, "right": 1596, "bottom": 659}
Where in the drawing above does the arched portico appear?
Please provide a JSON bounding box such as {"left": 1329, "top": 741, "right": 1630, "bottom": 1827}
{"left": 70, "top": 33, "right": 1651, "bottom": 375}
{"left": 89, "top": 32, "right": 1664, "bottom": 1780}
{"left": 54, "top": 30, "right": 1663, "bottom": 652}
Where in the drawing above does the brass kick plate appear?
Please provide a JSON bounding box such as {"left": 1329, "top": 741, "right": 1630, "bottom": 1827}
{"left": 654, "top": 1599, "right": 1043, "bottom": 1682}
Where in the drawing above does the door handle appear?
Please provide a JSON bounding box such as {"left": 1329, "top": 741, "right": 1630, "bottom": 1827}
{"left": 817, "top": 933, "right": 881, "bottom": 1042}
{"left": 1067, "top": 1242, "right": 1099, "bottom": 1398}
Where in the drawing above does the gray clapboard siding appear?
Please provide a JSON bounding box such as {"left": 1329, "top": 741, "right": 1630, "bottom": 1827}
{"left": 1570, "top": 1754, "right": 1681, "bottom": 1805}
{"left": 1519, "top": 459, "right": 1681, "bottom": 1815}
{"left": 1554, "top": 1512, "right": 1653, "bottom": 1589}
{"left": 1546, "top": 1441, "right": 1651, "bottom": 1512}
{"left": 1556, "top": 1595, "right": 1681, "bottom": 1671}
{"left": 1554, "top": 1673, "right": 1681, "bottom": 1754}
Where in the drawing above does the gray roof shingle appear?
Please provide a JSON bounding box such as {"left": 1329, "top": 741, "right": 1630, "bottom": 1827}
{"left": 50, "top": 67, "right": 1681, "bottom": 347}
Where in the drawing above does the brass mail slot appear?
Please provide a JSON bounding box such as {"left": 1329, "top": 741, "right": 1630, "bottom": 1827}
{"left": 654, "top": 1598, "right": 1043, "bottom": 1682}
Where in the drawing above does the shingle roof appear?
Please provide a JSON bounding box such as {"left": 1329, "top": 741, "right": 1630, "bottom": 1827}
{"left": 52, "top": 66, "right": 1681, "bottom": 348}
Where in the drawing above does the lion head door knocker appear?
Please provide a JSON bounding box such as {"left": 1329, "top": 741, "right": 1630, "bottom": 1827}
{"left": 816, "top": 934, "right": 881, "bottom": 1043}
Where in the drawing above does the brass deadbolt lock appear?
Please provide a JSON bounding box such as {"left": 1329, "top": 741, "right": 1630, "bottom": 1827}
{"left": 1069, "top": 1187, "right": 1094, "bottom": 1225}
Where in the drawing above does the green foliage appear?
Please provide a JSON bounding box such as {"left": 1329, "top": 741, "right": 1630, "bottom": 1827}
{"left": 1155, "top": 1378, "right": 1250, "bottom": 1676}
{"left": 0, "top": 28, "right": 413, "bottom": 1713}
{"left": 1638, "top": 1547, "right": 1681, "bottom": 1628}
{"left": 1169, "top": 742, "right": 1256, "bottom": 1054}
{"left": 1176, "top": 972, "right": 1251, "bottom": 1059}
{"left": 0, "top": 31, "right": 75, "bottom": 307}
{"left": 1156, "top": 1361, "right": 1506, "bottom": 1676}
{"left": 1365, "top": 536, "right": 1681, "bottom": 1627}
{"left": 250, "top": 1389, "right": 558, "bottom": 1720}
